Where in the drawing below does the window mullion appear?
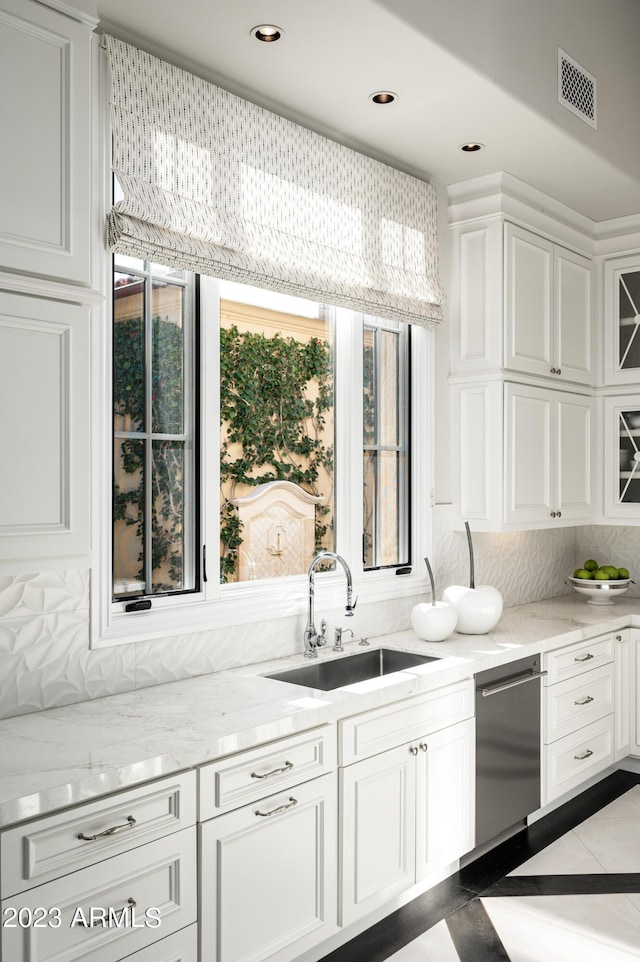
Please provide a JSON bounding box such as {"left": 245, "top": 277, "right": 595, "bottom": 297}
{"left": 144, "top": 269, "right": 154, "bottom": 594}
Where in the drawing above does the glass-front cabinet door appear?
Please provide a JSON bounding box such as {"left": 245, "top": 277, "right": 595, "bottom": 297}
{"left": 604, "top": 396, "right": 640, "bottom": 519}
{"left": 604, "top": 256, "right": 640, "bottom": 384}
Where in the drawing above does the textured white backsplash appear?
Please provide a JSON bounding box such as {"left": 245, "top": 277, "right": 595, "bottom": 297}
{"left": 0, "top": 509, "right": 632, "bottom": 719}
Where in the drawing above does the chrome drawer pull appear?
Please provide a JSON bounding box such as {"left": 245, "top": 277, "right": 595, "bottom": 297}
{"left": 78, "top": 898, "right": 137, "bottom": 926}
{"left": 574, "top": 696, "right": 594, "bottom": 706}
{"left": 409, "top": 746, "right": 419, "bottom": 756}
{"left": 77, "top": 815, "right": 136, "bottom": 842}
{"left": 574, "top": 749, "right": 594, "bottom": 761}
{"left": 419, "top": 743, "right": 428, "bottom": 752}
{"left": 574, "top": 653, "right": 594, "bottom": 662}
{"left": 255, "top": 797, "right": 297, "bottom": 818}
{"left": 251, "top": 761, "right": 293, "bottom": 780}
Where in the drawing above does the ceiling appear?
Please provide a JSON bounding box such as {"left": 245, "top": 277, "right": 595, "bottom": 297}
{"left": 96, "top": 0, "right": 640, "bottom": 224}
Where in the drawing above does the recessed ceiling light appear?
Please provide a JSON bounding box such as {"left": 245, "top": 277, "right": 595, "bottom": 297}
{"left": 251, "top": 24, "right": 284, "bottom": 42}
{"left": 460, "top": 142, "right": 484, "bottom": 152}
{"left": 369, "top": 91, "right": 398, "bottom": 105}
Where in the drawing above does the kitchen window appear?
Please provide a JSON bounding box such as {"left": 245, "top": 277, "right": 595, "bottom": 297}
{"left": 98, "top": 260, "right": 430, "bottom": 645}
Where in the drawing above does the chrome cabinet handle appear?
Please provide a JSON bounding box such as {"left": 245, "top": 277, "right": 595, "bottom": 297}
{"left": 551, "top": 367, "right": 557, "bottom": 374}
{"left": 550, "top": 511, "right": 557, "bottom": 517}
{"left": 616, "top": 634, "right": 623, "bottom": 642}
{"left": 78, "top": 898, "right": 136, "bottom": 926}
{"left": 574, "top": 696, "right": 594, "bottom": 706}
{"left": 251, "top": 761, "right": 293, "bottom": 780}
{"left": 557, "top": 510, "right": 562, "bottom": 517}
{"left": 574, "top": 749, "right": 594, "bottom": 761}
{"left": 574, "top": 653, "right": 594, "bottom": 662}
{"left": 255, "top": 797, "right": 297, "bottom": 818}
{"left": 409, "top": 746, "right": 419, "bottom": 756}
{"left": 77, "top": 815, "right": 136, "bottom": 842}
{"left": 419, "top": 743, "right": 428, "bottom": 752}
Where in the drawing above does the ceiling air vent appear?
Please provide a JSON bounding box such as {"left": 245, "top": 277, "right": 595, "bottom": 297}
{"left": 558, "top": 48, "right": 597, "bottom": 128}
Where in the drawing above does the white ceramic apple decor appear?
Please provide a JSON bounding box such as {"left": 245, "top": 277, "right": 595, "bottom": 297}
{"left": 411, "top": 557, "right": 458, "bottom": 642}
{"left": 442, "top": 522, "right": 503, "bottom": 635}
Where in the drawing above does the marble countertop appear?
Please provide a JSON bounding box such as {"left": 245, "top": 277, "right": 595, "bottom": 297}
{"left": 1, "top": 594, "right": 638, "bottom": 828}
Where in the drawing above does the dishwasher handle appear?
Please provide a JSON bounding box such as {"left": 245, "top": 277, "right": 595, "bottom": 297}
{"left": 478, "top": 669, "right": 548, "bottom": 698}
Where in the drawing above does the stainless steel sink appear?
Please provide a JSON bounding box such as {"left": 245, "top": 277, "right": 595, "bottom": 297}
{"left": 265, "top": 647, "right": 440, "bottom": 691}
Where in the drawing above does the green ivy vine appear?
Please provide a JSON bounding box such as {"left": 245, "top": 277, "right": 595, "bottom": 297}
{"left": 219, "top": 323, "right": 334, "bottom": 582}
{"left": 113, "top": 315, "right": 186, "bottom": 594}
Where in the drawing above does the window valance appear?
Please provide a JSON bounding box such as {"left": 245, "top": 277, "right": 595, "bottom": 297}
{"left": 105, "top": 36, "right": 444, "bottom": 327}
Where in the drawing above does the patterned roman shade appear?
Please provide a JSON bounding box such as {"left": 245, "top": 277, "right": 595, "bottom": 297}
{"left": 105, "top": 36, "right": 444, "bottom": 326}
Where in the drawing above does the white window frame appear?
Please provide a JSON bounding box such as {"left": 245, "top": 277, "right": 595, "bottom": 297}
{"left": 90, "top": 49, "right": 434, "bottom": 649}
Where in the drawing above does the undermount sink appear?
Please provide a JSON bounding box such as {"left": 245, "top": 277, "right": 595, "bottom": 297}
{"left": 265, "top": 647, "right": 440, "bottom": 691}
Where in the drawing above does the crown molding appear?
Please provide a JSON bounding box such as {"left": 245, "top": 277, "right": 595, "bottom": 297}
{"left": 447, "top": 171, "right": 640, "bottom": 259}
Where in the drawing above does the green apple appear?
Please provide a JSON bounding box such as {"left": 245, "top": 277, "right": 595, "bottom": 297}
{"left": 584, "top": 559, "right": 599, "bottom": 572}
{"left": 573, "top": 568, "right": 592, "bottom": 579}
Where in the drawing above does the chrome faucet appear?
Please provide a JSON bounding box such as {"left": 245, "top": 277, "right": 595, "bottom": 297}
{"left": 303, "top": 551, "right": 357, "bottom": 658}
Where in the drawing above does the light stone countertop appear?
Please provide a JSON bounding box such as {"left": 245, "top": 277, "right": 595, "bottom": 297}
{"left": 1, "top": 594, "right": 638, "bottom": 828}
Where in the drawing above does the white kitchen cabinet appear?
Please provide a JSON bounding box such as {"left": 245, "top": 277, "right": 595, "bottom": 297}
{"left": 415, "top": 718, "right": 475, "bottom": 881}
{"left": 450, "top": 219, "right": 592, "bottom": 387}
{"left": 452, "top": 380, "right": 593, "bottom": 530}
{"left": 199, "top": 773, "right": 337, "bottom": 962}
{"left": 338, "top": 683, "right": 475, "bottom": 926}
{"left": 604, "top": 255, "right": 640, "bottom": 385}
{"left": 630, "top": 629, "right": 640, "bottom": 758}
{"left": 542, "top": 634, "right": 616, "bottom": 804}
{"left": 0, "top": 772, "right": 198, "bottom": 962}
{"left": 0, "top": 0, "right": 94, "bottom": 285}
{"left": 603, "top": 394, "right": 640, "bottom": 521}
{"left": 0, "top": 290, "right": 91, "bottom": 565}
{"left": 505, "top": 383, "right": 593, "bottom": 526}
{"left": 504, "top": 224, "right": 592, "bottom": 385}
{"left": 614, "top": 630, "right": 633, "bottom": 760}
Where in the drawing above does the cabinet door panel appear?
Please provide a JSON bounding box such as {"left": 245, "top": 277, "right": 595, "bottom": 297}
{"left": 0, "top": 0, "right": 92, "bottom": 282}
{"left": 0, "top": 292, "right": 90, "bottom": 563}
{"left": 604, "top": 395, "right": 640, "bottom": 518}
{"left": 556, "top": 393, "right": 592, "bottom": 520}
{"left": 415, "top": 719, "right": 475, "bottom": 879}
{"left": 555, "top": 246, "right": 592, "bottom": 384}
{"left": 505, "top": 224, "right": 553, "bottom": 377}
{"left": 505, "top": 384, "right": 553, "bottom": 524}
{"left": 339, "top": 745, "right": 415, "bottom": 926}
{"left": 199, "top": 774, "right": 337, "bottom": 962}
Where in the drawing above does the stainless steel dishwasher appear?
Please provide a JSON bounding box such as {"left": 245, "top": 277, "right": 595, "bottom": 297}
{"left": 475, "top": 654, "right": 547, "bottom": 847}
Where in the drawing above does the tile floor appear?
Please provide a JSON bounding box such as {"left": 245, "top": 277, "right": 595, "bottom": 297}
{"left": 321, "top": 771, "right": 640, "bottom": 962}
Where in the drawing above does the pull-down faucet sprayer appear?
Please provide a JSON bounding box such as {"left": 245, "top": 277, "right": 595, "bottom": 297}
{"left": 303, "top": 551, "right": 356, "bottom": 658}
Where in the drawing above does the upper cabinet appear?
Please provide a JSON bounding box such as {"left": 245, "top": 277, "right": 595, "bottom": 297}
{"left": 505, "top": 224, "right": 592, "bottom": 385}
{"left": 0, "top": 0, "right": 94, "bottom": 286}
{"left": 451, "top": 219, "right": 593, "bottom": 387}
{"left": 604, "top": 255, "right": 640, "bottom": 385}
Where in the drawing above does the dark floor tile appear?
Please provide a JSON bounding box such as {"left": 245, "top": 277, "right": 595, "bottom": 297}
{"left": 317, "top": 879, "right": 475, "bottom": 962}
{"left": 445, "top": 898, "right": 511, "bottom": 962}
{"left": 484, "top": 872, "right": 640, "bottom": 897}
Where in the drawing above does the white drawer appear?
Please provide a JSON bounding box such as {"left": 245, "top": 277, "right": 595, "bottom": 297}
{"left": 544, "top": 634, "right": 614, "bottom": 685}
{"left": 1, "top": 827, "right": 197, "bottom": 962}
{"left": 1, "top": 771, "right": 196, "bottom": 897}
{"left": 123, "top": 923, "right": 197, "bottom": 962}
{"left": 543, "top": 715, "right": 614, "bottom": 804}
{"left": 339, "top": 679, "right": 474, "bottom": 765}
{"left": 544, "top": 663, "right": 615, "bottom": 744}
{"left": 199, "top": 726, "right": 336, "bottom": 820}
